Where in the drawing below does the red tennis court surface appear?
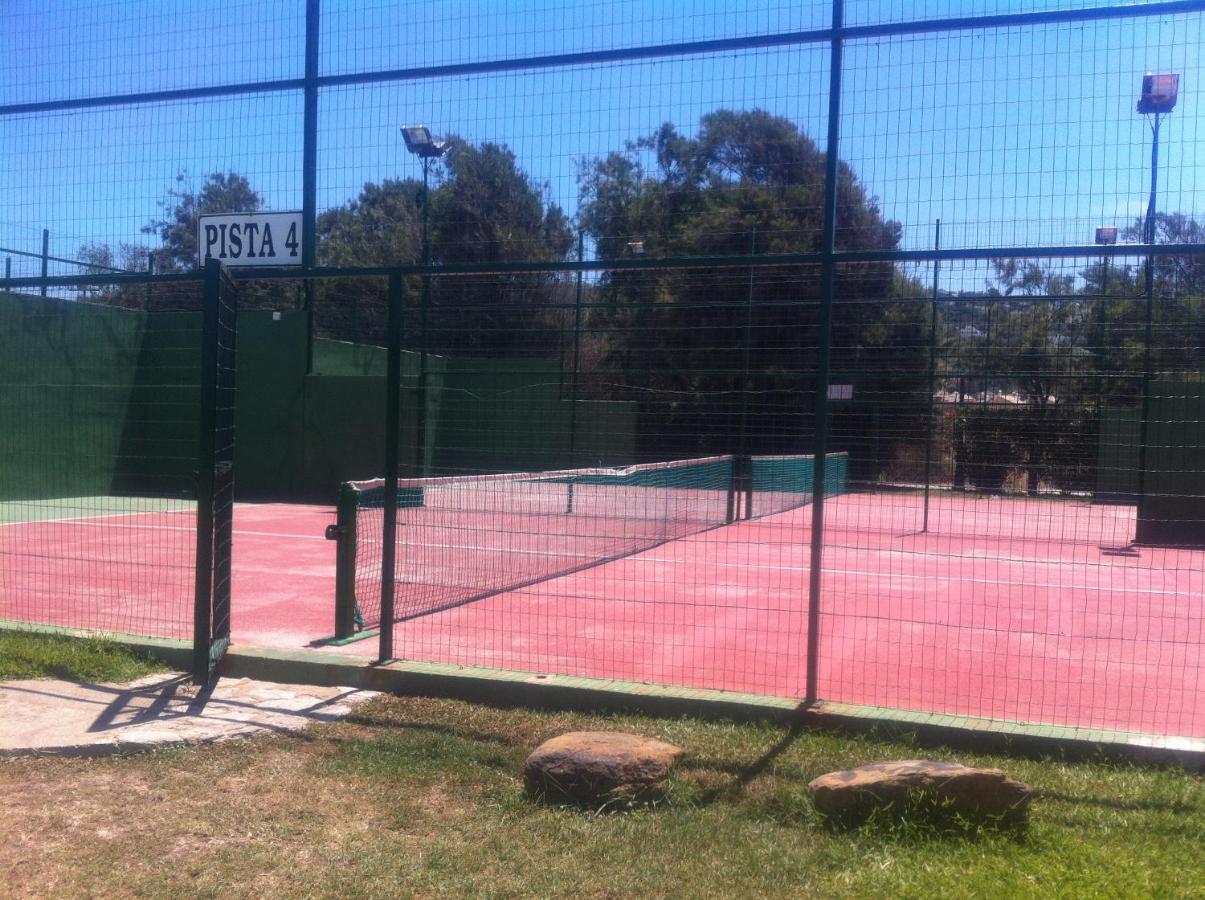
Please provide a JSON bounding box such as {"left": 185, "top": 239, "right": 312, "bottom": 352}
{"left": 3, "top": 493, "right": 1202, "bottom": 739}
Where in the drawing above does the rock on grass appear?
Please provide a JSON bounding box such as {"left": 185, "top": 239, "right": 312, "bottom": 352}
{"left": 524, "top": 731, "right": 685, "bottom": 805}
{"left": 808, "top": 759, "right": 1032, "bottom": 824}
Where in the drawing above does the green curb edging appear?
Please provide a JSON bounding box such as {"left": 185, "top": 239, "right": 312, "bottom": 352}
{"left": 4, "top": 624, "right": 1200, "bottom": 770}
{"left": 219, "top": 645, "right": 803, "bottom": 723}
{"left": 805, "top": 702, "right": 1205, "bottom": 769}
{"left": 217, "top": 644, "right": 1205, "bottom": 770}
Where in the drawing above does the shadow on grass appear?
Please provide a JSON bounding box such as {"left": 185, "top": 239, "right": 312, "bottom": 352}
{"left": 682, "top": 719, "right": 808, "bottom": 806}
{"left": 814, "top": 793, "right": 1031, "bottom": 842}
{"left": 340, "top": 708, "right": 524, "bottom": 751}
{"left": 1034, "top": 790, "right": 1200, "bottom": 815}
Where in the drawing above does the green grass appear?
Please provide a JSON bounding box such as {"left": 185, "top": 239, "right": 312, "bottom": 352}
{"left": 2, "top": 695, "right": 1201, "bottom": 897}
{"left": 0, "top": 630, "right": 168, "bottom": 682}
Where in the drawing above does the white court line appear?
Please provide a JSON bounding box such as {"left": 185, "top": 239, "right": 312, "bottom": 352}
{"left": 2, "top": 514, "right": 331, "bottom": 542}
{"left": 388, "top": 538, "right": 1192, "bottom": 600}
{"left": 0, "top": 508, "right": 191, "bottom": 528}
{"left": 7, "top": 511, "right": 1191, "bottom": 600}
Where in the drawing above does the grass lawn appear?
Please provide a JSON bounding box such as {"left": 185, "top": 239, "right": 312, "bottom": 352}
{"left": 1, "top": 694, "right": 1201, "bottom": 898}
{"left": 0, "top": 630, "right": 168, "bottom": 683}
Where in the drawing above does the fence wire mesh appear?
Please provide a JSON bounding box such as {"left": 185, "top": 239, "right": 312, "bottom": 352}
{"left": 1, "top": 0, "right": 1203, "bottom": 741}
{"left": 0, "top": 279, "right": 207, "bottom": 640}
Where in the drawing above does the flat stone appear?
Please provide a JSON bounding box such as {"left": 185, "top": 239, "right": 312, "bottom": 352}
{"left": 524, "top": 731, "right": 685, "bottom": 803}
{"left": 808, "top": 759, "right": 1032, "bottom": 822}
{"left": 0, "top": 673, "right": 378, "bottom": 756}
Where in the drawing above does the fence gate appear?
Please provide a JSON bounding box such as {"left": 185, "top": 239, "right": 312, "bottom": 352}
{"left": 193, "top": 260, "right": 238, "bottom": 682}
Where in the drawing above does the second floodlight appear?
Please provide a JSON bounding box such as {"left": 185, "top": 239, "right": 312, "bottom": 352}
{"left": 401, "top": 126, "right": 449, "bottom": 158}
{"left": 1137, "top": 73, "right": 1179, "bottom": 114}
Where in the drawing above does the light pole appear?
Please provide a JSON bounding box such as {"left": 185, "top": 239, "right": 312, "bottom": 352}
{"left": 1134, "top": 73, "right": 1178, "bottom": 539}
{"left": 402, "top": 126, "right": 450, "bottom": 476}
{"left": 1094, "top": 225, "right": 1117, "bottom": 413}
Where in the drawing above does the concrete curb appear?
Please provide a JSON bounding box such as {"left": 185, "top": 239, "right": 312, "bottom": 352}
{"left": 4, "top": 625, "right": 1201, "bottom": 769}
{"left": 218, "top": 644, "right": 1205, "bottom": 770}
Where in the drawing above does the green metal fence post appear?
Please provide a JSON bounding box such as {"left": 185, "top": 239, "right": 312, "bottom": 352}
{"left": 567, "top": 231, "right": 585, "bottom": 512}
{"left": 1136, "top": 113, "right": 1163, "bottom": 540}
{"left": 40, "top": 229, "right": 48, "bottom": 297}
{"left": 416, "top": 155, "right": 436, "bottom": 477}
{"left": 806, "top": 0, "right": 844, "bottom": 707}
{"left": 738, "top": 227, "right": 756, "bottom": 520}
{"left": 193, "top": 258, "right": 221, "bottom": 682}
{"left": 145, "top": 253, "right": 154, "bottom": 310}
{"left": 923, "top": 220, "right": 941, "bottom": 532}
{"left": 302, "top": 0, "right": 320, "bottom": 374}
{"left": 1096, "top": 254, "right": 1109, "bottom": 414}
{"left": 379, "top": 272, "right": 404, "bottom": 663}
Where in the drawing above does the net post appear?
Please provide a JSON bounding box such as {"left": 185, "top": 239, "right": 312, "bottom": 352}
{"left": 193, "top": 258, "right": 221, "bottom": 683}
{"left": 378, "top": 271, "right": 404, "bottom": 663}
{"left": 332, "top": 481, "right": 360, "bottom": 640}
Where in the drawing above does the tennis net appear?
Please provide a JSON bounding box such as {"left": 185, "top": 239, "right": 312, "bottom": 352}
{"left": 744, "top": 453, "right": 848, "bottom": 519}
{"left": 332, "top": 455, "right": 736, "bottom": 633}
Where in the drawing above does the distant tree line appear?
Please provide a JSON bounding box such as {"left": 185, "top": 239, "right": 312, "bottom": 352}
{"left": 71, "top": 108, "right": 1204, "bottom": 475}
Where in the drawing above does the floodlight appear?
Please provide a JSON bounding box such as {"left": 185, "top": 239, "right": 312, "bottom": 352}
{"left": 1095, "top": 226, "right": 1118, "bottom": 245}
{"left": 1137, "top": 73, "right": 1179, "bottom": 114}
{"left": 401, "top": 125, "right": 449, "bottom": 158}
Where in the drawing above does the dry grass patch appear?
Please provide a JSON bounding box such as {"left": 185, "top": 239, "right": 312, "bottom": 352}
{"left": 1, "top": 695, "right": 1202, "bottom": 898}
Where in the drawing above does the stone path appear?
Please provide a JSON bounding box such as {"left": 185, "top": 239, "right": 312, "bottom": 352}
{"left": 0, "top": 673, "right": 378, "bottom": 756}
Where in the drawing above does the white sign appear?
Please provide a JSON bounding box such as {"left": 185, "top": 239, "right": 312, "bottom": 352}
{"left": 197, "top": 211, "right": 303, "bottom": 267}
{"left": 828, "top": 384, "right": 854, "bottom": 401}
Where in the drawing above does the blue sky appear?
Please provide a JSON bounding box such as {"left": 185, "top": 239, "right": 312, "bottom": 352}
{"left": 0, "top": 0, "right": 1200, "bottom": 291}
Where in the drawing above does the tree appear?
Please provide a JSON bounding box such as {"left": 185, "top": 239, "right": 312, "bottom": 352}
{"left": 1123, "top": 211, "right": 1205, "bottom": 299}
{"left": 71, "top": 241, "right": 150, "bottom": 307}
{"left": 315, "top": 140, "right": 574, "bottom": 352}
{"left": 316, "top": 178, "right": 423, "bottom": 267}
{"left": 577, "top": 108, "right": 923, "bottom": 462}
{"left": 143, "top": 171, "right": 263, "bottom": 273}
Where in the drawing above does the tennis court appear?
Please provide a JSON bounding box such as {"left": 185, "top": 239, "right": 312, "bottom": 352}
{"left": 324, "top": 487, "right": 1202, "bottom": 739}
{"left": 3, "top": 465, "right": 1202, "bottom": 739}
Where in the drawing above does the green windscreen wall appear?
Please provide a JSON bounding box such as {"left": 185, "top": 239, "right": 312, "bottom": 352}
{"left": 1137, "top": 381, "right": 1205, "bottom": 545}
{"left": 2, "top": 295, "right": 640, "bottom": 503}
{"left": 1096, "top": 406, "right": 1141, "bottom": 505}
{"left": 0, "top": 292, "right": 200, "bottom": 502}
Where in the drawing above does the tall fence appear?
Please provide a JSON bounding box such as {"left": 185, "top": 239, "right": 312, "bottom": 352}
{"left": 1, "top": 1, "right": 1203, "bottom": 740}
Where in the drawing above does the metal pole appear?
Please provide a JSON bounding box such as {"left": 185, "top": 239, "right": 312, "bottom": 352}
{"left": 40, "top": 229, "right": 49, "bottom": 297}
{"left": 1136, "top": 113, "right": 1162, "bottom": 539}
{"left": 805, "top": 0, "right": 843, "bottom": 706}
{"left": 566, "top": 231, "right": 585, "bottom": 512}
{"left": 923, "top": 219, "right": 941, "bottom": 532}
{"left": 145, "top": 253, "right": 154, "bottom": 310}
{"left": 1096, "top": 253, "right": 1109, "bottom": 413}
{"left": 980, "top": 303, "right": 990, "bottom": 407}
{"left": 379, "top": 272, "right": 404, "bottom": 663}
{"left": 193, "top": 259, "right": 222, "bottom": 682}
{"left": 738, "top": 227, "right": 756, "bottom": 520}
{"left": 416, "top": 156, "right": 432, "bottom": 476}
{"left": 302, "top": 0, "right": 320, "bottom": 375}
